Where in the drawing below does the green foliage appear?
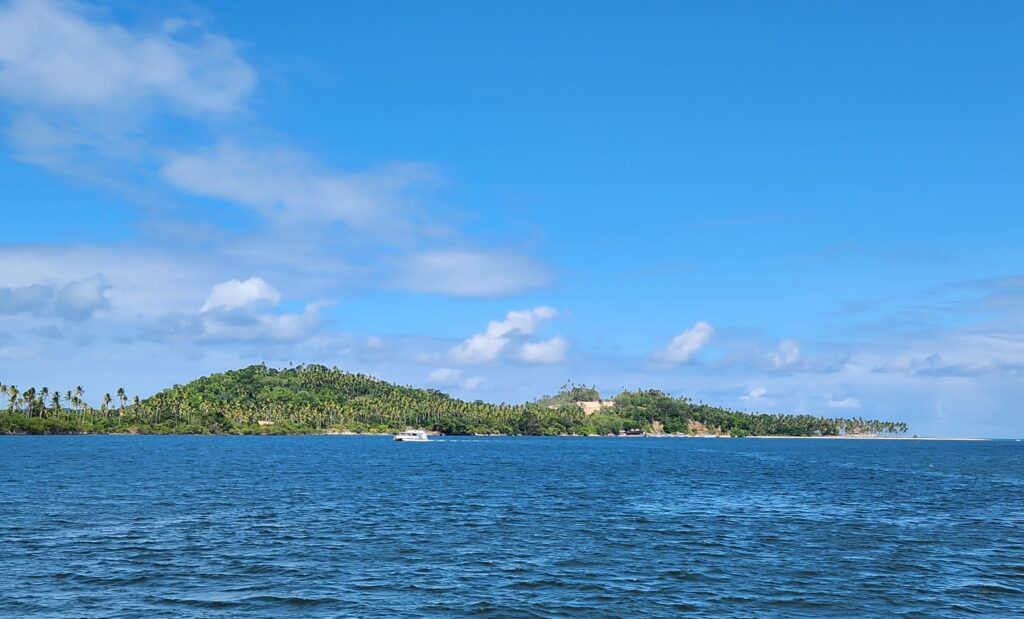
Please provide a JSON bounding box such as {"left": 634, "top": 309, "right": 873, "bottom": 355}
{"left": 0, "top": 365, "right": 909, "bottom": 437}
{"left": 609, "top": 389, "right": 908, "bottom": 436}
{"left": 534, "top": 381, "right": 602, "bottom": 408}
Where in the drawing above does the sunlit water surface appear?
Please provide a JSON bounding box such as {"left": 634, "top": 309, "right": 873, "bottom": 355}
{"left": 2, "top": 436, "right": 1022, "bottom": 617}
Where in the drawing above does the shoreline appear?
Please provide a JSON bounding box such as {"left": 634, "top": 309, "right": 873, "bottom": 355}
{"left": 0, "top": 431, "right": 998, "bottom": 441}
{"left": 748, "top": 435, "right": 990, "bottom": 441}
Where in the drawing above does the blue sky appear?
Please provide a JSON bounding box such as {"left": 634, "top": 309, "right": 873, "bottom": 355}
{"left": 0, "top": 0, "right": 1022, "bottom": 436}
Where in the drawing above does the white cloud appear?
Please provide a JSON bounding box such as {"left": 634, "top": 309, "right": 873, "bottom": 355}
{"left": 872, "top": 350, "right": 1024, "bottom": 378}
{"left": 201, "top": 277, "right": 280, "bottom": 313}
{"left": 770, "top": 339, "right": 801, "bottom": 368}
{"left": 197, "top": 304, "right": 320, "bottom": 342}
{"left": 451, "top": 332, "right": 510, "bottom": 364}
{"left": 54, "top": 276, "right": 110, "bottom": 320}
{"left": 719, "top": 338, "right": 842, "bottom": 375}
{"left": 0, "top": 0, "right": 255, "bottom": 114}
{"left": 160, "top": 143, "right": 436, "bottom": 228}
{"left": 0, "top": 283, "right": 53, "bottom": 315}
{"left": 741, "top": 387, "right": 767, "bottom": 402}
{"left": 392, "top": 250, "right": 550, "bottom": 297}
{"left": 828, "top": 396, "right": 862, "bottom": 410}
{"left": 653, "top": 321, "right": 714, "bottom": 365}
{"left": 519, "top": 336, "right": 568, "bottom": 364}
{"left": 0, "top": 0, "right": 428, "bottom": 243}
{"left": 0, "top": 276, "right": 109, "bottom": 320}
{"left": 451, "top": 306, "right": 558, "bottom": 364}
{"left": 875, "top": 354, "right": 917, "bottom": 373}
{"left": 497, "top": 307, "right": 557, "bottom": 336}
{"left": 461, "top": 376, "right": 484, "bottom": 390}
{"left": 0, "top": 0, "right": 257, "bottom": 193}
{"left": 0, "top": 1, "right": 554, "bottom": 310}
{"left": 0, "top": 244, "right": 295, "bottom": 325}
{"left": 427, "top": 368, "right": 484, "bottom": 391}
{"left": 193, "top": 277, "right": 318, "bottom": 342}
{"left": 428, "top": 367, "right": 462, "bottom": 385}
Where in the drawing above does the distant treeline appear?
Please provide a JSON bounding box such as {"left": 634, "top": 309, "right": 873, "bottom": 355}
{"left": 0, "top": 365, "right": 907, "bottom": 437}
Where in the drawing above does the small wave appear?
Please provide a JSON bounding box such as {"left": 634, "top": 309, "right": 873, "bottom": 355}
{"left": 243, "top": 594, "right": 337, "bottom": 606}
{"left": 151, "top": 597, "right": 244, "bottom": 609}
{"left": 239, "top": 563, "right": 295, "bottom": 575}
{"left": 505, "top": 578, "right": 572, "bottom": 590}
{"left": 662, "top": 569, "right": 719, "bottom": 582}
{"left": 73, "top": 574, "right": 149, "bottom": 586}
{"left": 948, "top": 582, "right": 1023, "bottom": 595}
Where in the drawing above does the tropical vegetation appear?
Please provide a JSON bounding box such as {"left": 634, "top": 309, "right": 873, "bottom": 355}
{"left": 0, "top": 364, "right": 908, "bottom": 436}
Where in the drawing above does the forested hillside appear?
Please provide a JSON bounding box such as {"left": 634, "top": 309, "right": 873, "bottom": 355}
{"left": 0, "top": 364, "right": 907, "bottom": 436}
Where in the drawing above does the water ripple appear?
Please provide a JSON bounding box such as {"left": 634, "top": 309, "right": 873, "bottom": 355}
{"left": 1, "top": 436, "right": 1022, "bottom": 617}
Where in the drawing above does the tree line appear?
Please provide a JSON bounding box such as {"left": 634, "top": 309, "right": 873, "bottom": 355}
{"left": 0, "top": 365, "right": 908, "bottom": 436}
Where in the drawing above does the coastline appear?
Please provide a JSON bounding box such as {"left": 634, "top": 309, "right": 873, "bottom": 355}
{"left": 748, "top": 435, "right": 990, "bottom": 441}
{"left": 0, "top": 431, "right": 995, "bottom": 440}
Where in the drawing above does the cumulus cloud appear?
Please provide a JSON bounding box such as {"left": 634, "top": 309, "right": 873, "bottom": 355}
{"left": 200, "top": 277, "right": 280, "bottom": 313}
{"left": 724, "top": 338, "right": 845, "bottom": 375}
{"left": 451, "top": 306, "right": 558, "bottom": 364}
{"left": 0, "top": 245, "right": 213, "bottom": 319}
{"left": 770, "top": 339, "right": 801, "bottom": 368}
{"left": 461, "top": 376, "right": 485, "bottom": 390}
{"left": 0, "top": 276, "right": 109, "bottom": 320}
{"left": 653, "top": 321, "right": 714, "bottom": 365}
{"left": 427, "top": 367, "right": 484, "bottom": 391}
{"left": 519, "top": 336, "right": 568, "bottom": 364}
{"left": 451, "top": 332, "right": 509, "bottom": 365}
{"left": 428, "top": 367, "right": 462, "bottom": 384}
{"left": 197, "top": 304, "right": 320, "bottom": 343}
{"left": 0, "top": 0, "right": 255, "bottom": 114}
{"left": 828, "top": 396, "right": 861, "bottom": 410}
{"left": 0, "top": 283, "right": 53, "bottom": 315}
{"left": 741, "top": 387, "right": 767, "bottom": 403}
{"left": 192, "top": 277, "right": 319, "bottom": 343}
{"left": 392, "top": 250, "right": 550, "bottom": 297}
{"left": 54, "top": 276, "right": 110, "bottom": 320}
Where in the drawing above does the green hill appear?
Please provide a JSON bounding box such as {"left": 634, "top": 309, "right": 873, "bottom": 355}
{"left": 0, "top": 363, "right": 907, "bottom": 436}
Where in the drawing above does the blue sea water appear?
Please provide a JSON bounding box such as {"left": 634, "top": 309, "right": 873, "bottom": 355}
{"left": 1, "top": 436, "right": 1022, "bottom": 618}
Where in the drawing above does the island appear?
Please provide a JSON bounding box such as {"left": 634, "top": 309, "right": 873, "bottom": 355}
{"left": 0, "top": 364, "right": 907, "bottom": 437}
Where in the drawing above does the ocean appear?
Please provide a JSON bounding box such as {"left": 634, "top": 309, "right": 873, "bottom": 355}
{"left": 1, "top": 436, "right": 1022, "bottom": 617}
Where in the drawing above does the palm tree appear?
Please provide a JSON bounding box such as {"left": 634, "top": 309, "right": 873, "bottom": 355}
{"left": 7, "top": 385, "right": 18, "bottom": 413}
{"left": 23, "top": 387, "right": 36, "bottom": 417}
{"left": 116, "top": 388, "right": 126, "bottom": 418}
{"left": 101, "top": 393, "right": 112, "bottom": 417}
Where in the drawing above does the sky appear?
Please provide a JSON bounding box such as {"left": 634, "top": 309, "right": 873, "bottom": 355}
{"left": 0, "top": 0, "right": 1022, "bottom": 437}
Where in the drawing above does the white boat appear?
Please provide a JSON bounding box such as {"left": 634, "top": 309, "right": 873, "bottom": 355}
{"left": 394, "top": 429, "right": 429, "bottom": 442}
